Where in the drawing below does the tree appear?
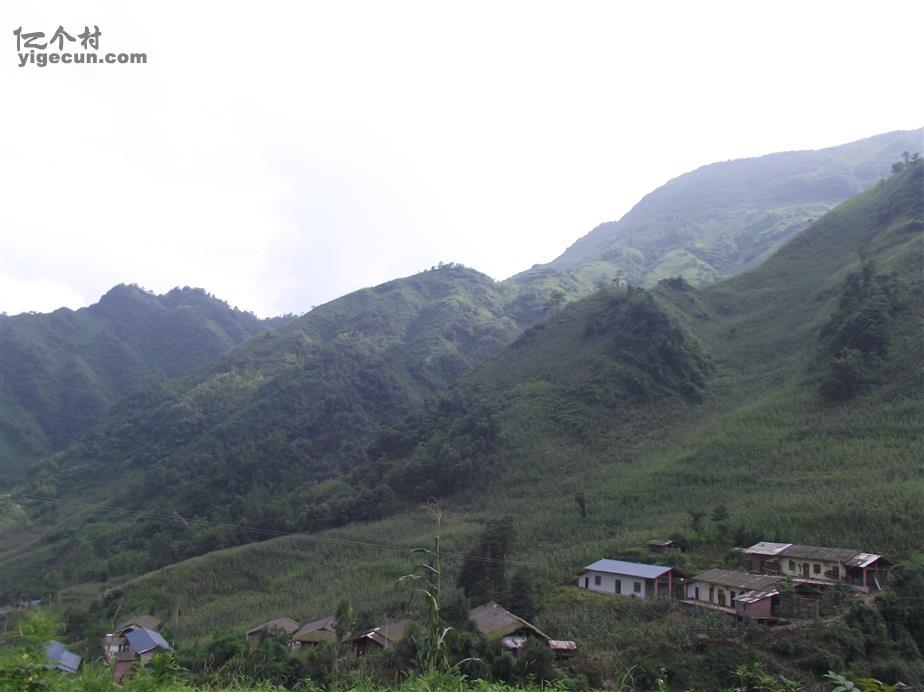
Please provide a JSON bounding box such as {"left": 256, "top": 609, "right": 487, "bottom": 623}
{"left": 457, "top": 519, "right": 515, "bottom": 602}
{"left": 544, "top": 290, "right": 566, "bottom": 313}
{"left": 334, "top": 599, "right": 354, "bottom": 643}
{"left": 507, "top": 569, "right": 540, "bottom": 621}
{"left": 688, "top": 510, "right": 706, "bottom": 536}
{"left": 575, "top": 492, "right": 588, "bottom": 519}
{"left": 711, "top": 505, "right": 730, "bottom": 541}
{"left": 44, "top": 570, "right": 63, "bottom": 608}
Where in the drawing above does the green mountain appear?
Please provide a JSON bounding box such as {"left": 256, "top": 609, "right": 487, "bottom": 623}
{"left": 0, "top": 266, "right": 534, "bottom": 590}
{"left": 33, "top": 159, "right": 921, "bottom": 689}
{"left": 520, "top": 128, "right": 921, "bottom": 289}
{"left": 0, "top": 285, "right": 291, "bottom": 485}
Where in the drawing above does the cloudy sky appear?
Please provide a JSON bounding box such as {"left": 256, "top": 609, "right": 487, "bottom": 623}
{"left": 3, "top": 1, "right": 923, "bottom": 317}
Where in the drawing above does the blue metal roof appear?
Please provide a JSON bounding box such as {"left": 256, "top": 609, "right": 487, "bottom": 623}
{"left": 125, "top": 627, "right": 173, "bottom": 654}
{"left": 45, "top": 640, "right": 81, "bottom": 673}
{"left": 583, "top": 559, "right": 671, "bottom": 579}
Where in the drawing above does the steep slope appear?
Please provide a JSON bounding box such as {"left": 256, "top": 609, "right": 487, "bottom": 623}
{"left": 0, "top": 285, "right": 290, "bottom": 484}
{"left": 65, "top": 161, "right": 924, "bottom": 686}
{"left": 513, "top": 128, "right": 921, "bottom": 290}
{"left": 0, "top": 266, "right": 529, "bottom": 593}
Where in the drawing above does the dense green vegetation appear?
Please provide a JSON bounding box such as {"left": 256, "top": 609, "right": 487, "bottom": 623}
{"left": 533, "top": 128, "right": 921, "bottom": 290}
{"left": 0, "top": 285, "right": 292, "bottom": 484}
{"left": 1, "top": 142, "right": 921, "bottom": 689}
{"left": 1, "top": 266, "right": 551, "bottom": 589}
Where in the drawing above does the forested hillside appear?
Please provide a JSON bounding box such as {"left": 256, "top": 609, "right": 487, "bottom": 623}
{"left": 0, "top": 285, "right": 291, "bottom": 484}
{"left": 525, "top": 128, "right": 921, "bottom": 289}
{"left": 0, "top": 266, "right": 539, "bottom": 590}
{"left": 29, "top": 158, "right": 922, "bottom": 690}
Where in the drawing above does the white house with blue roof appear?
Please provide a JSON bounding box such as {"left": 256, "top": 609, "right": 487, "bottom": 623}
{"left": 578, "top": 559, "right": 675, "bottom": 599}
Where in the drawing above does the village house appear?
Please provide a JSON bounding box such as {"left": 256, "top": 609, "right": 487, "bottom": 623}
{"left": 45, "top": 640, "right": 81, "bottom": 674}
{"left": 245, "top": 617, "right": 300, "bottom": 648}
{"left": 578, "top": 559, "right": 674, "bottom": 599}
{"left": 289, "top": 616, "right": 337, "bottom": 650}
{"left": 684, "top": 569, "right": 783, "bottom": 621}
{"left": 647, "top": 539, "right": 681, "bottom": 554}
{"left": 112, "top": 627, "right": 174, "bottom": 682}
{"left": 102, "top": 615, "right": 163, "bottom": 661}
{"left": 469, "top": 601, "right": 549, "bottom": 650}
{"left": 743, "top": 542, "right": 890, "bottom": 592}
{"left": 468, "top": 601, "right": 575, "bottom": 658}
{"left": 350, "top": 618, "right": 410, "bottom": 656}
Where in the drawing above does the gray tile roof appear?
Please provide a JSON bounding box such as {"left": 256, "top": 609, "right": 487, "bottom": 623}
{"left": 246, "top": 617, "right": 300, "bottom": 637}
{"left": 292, "top": 616, "right": 337, "bottom": 642}
{"left": 117, "top": 615, "right": 162, "bottom": 632}
{"left": 780, "top": 544, "right": 863, "bottom": 562}
{"left": 693, "top": 569, "right": 783, "bottom": 591}
{"left": 469, "top": 601, "right": 550, "bottom": 641}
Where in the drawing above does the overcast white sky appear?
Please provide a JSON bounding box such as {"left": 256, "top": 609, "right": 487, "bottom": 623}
{"left": 2, "top": 1, "right": 923, "bottom": 317}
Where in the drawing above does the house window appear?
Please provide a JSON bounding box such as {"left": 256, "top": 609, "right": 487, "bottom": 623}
{"left": 633, "top": 582, "right": 642, "bottom": 594}
{"left": 594, "top": 575, "right": 601, "bottom": 586}
{"left": 789, "top": 560, "right": 796, "bottom": 571}
{"left": 814, "top": 564, "right": 821, "bottom": 575}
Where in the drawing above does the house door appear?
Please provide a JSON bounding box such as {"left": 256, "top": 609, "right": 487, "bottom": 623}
{"left": 583, "top": 577, "right": 589, "bottom": 589}
{"left": 803, "top": 563, "right": 810, "bottom": 578}
{"left": 614, "top": 579, "right": 622, "bottom": 594}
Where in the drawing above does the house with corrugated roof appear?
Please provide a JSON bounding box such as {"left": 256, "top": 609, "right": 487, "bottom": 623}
{"left": 102, "top": 614, "right": 164, "bottom": 662}
{"left": 743, "top": 542, "right": 890, "bottom": 591}
{"left": 578, "top": 559, "right": 675, "bottom": 599}
{"left": 112, "top": 627, "right": 174, "bottom": 682}
{"left": 45, "top": 640, "right": 81, "bottom": 674}
{"left": 684, "top": 569, "right": 784, "bottom": 621}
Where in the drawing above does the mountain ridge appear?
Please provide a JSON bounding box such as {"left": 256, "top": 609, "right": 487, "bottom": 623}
{"left": 0, "top": 284, "right": 293, "bottom": 485}
{"left": 525, "top": 127, "right": 922, "bottom": 289}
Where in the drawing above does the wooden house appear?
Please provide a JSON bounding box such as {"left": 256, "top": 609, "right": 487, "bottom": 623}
{"left": 468, "top": 601, "right": 574, "bottom": 657}
{"left": 684, "top": 569, "right": 783, "bottom": 621}
{"left": 647, "top": 539, "right": 681, "bottom": 554}
{"left": 743, "top": 542, "right": 890, "bottom": 592}
{"left": 469, "top": 601, "right": 550, "bottom": 649}
{"left": 102, "top": 615, "right": 164, "bottom": 662}
{"left": 290, "top": 616, "right": 337, "bottom": 650}
{"left": 350, "top": 618, "right": 410, "bottom": 656}
{"left": 578, "top": 559, "right": 674, "bottom": 599}
{"left": 245, "top": 617, "right": 300, "bottom": 648}
{"left": 112, "top": 627, "right": 173, "bottom": 682}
